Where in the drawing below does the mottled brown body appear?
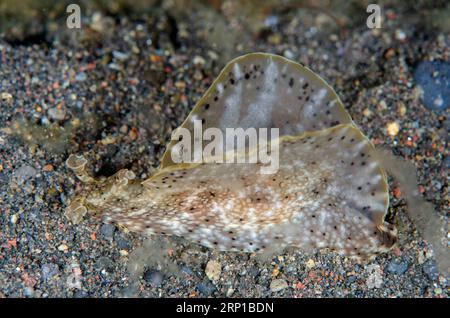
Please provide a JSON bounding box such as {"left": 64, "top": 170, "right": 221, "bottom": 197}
{"left": 66, "top": 53, "right": 400, "bottom": 258}
{"left": 68, "top": 125, "right": 397, "bottom": 257}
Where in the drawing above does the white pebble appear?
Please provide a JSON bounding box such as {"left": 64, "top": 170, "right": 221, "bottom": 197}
{"left": 205, "top": 260, "right": 221, "bottom": 281}
{"left": 270, "top": 279, "right": 288, "bottom": 292}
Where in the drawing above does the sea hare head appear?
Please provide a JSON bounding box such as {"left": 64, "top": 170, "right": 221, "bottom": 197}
{"left": 65, "top": 154, "right": 141, "bottom": 223}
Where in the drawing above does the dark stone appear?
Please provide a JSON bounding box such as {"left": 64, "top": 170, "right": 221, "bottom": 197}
{"left": 73, "top": 290, "right": 89, "bottom": 298}
{"left": 94, "top": 256, "right": 115, "bottom": 272}
{"left": 247, "top": 267, "right": 260, "bottom": 278}
{"left": 15, "top": 165, "right": 37, "bottom": 185}
{"left": 41, "top": 263, "right": 59, "bottom": 281}
{"left": 347, "top": 275, "right": 357, "bottom": 283}
{"left": 402, "top": 147, "right": 412, "bottom": 156}
{"left": 387, "top": 261, "right": 409, "bottom": 275}
{"left": 121, "top": 284, "right": 139, "bottom": 297}
{"left": 180, "top": 265, "right": 196, "bottom": 277}
{"left": 100, "top": 223, "right": 116, "bottom": 239}
{"left": 115, "top": 237, "right": 131, "bottom": 250}
{"left": 105, "top": 144, "right": 118, "bottom": 157}
{"left": 196, "top": 280, "right": 216, "bottom": 296}
{"left": 144, "top": 269, "right": 164, "bottom": 287}
{"left": 353, "top": 264, "right": 362, "bottom": 272}
{"left": 443, "top": 156, "right": 450, "bottom": 170}
{"left": 414, "top": 60, "right": 450, "bottom": 112}
{"left": 423, "top": 260, "right": 440, "bottom": 281}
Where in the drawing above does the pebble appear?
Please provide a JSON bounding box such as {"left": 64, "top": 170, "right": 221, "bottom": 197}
{"left": 24, "top": 287, "right": 35, "bottom": 297}
{"left": 105, "top": 145, "right": 118, "bottom": 159}
{"left": 387, "top": 261, "right": 409, "bottom": 275}
{"left": 270, "top": 279, "right": 288, "bottom": 292}
{"left": 73, "top": 290, "right": 89, "bottom": 298}
{"left": 193, "top": 70, "right": 203, "bottom": 81}
{"left": 41, "top": 263, "right": 59, "bottom": 281}
{"left": 180, "top": 265, "right": 196, "bottom": 277}
{"left": 121, "top": 285, "right": 138, "bottom": 298}
{"left": 384, "top": 48, "right": 396, "bottom": 59}
{"left": 244, "top": 267, "right": 259, "bottom": 278}
{"left": 129, "top": 128, "right": 138, "bottom": 141}
{"left": 283, "top": 50, "right": 294, "bottom": 59}
{"left": 268, "top": 33, "right": 281, "bottom": 45}
{"left": 417, "top": 251, "right": 427, "bottom": 265}
{"left": 66, "top": 273, "right": 82, "bottom": 290}
{"left": 193, "top": 55, "right": 206, "bottom": 65}
{"left": 90, "top": 13, "right": 106, "bottom": 33}
{"left": 57, "top": 244, "right": 68, "bottom": 252}
{"left": 264, "top": 15, "right": 279, "bottom": 28}
{"left": 305, "top": 259, "right": 316, "bottom": 269}
{"left": 271, "top": 267, "right": 280, "bottom": 277}
{"left": 119, "top": 250, "right": 128, "bottom": 256}
{"left": 1, "top": 92, "right": 13, "bottom": 101}
{"left": 397, "top": 102, "right": 407, "bottom": 116}
{"left": 75, "top": 72, "right": 87, "bottom": 81}
{"left": 196, "top": 280, "right": 216, "bottom": 296}
{"left": 100, "top": 223, "right": 116, "bottom": 239}
{"left": 329, "top": 34, "right": 338, "bottom": 42}
{"left": 205, "top": 260, "right": 221, "bottom": 281}
{"left": 112, "top": 51, "right": 129, "bottom": 61}
{"left": 42, "top": 164, "right": 54, "bottom": 172}
{"left": 10, "top": 214, "right": 18, "bottom": 224}
{"left": 14, "top": 165, "right": 37, "bottom": 185}
{"left": 422, "top": 260, "right": 440, "bottom": 281}
{"left": 402, "top": 147, "right": 412, "bottom": 156}
{"left": 347, "top": 275, "right": 357, "bottom": 283}
{"left": 94, "top": 257, "right": 114, "bottom": 272}
{"left": 100, "top": 135, "right": 116, "bottom": 145}
{"left": 108, "top": 63, "right": 122, "bottom": 71}
{"left": 119, "top": 125, "right": 129, "bottom": 134}
{"left": 414, "top": 60, "right": 450, "bottom": 112}
{"left": 363, "top": 107, "right": 373, "bottom": 117}
{"left": 144, "top": 269, "right": 164, "bottom": 287}
{"left": 366, "top": 264, "right": 383, "bottom": 289}
{"left": 115, "top": 237, "right": 131, "bottom": 250}
{"left": 175, "top": 81, "right": 186, "bottom": 90}
{"left": 48, "top": 108, "right": 66, "bottom": 121}
{"left": 378, "top": 100, "right": 387, "bottom": 110}
{"left": 395, "top": 29, "right": 406, "bottom": 41}
{"left": 387, "top": 122, "right": 400, "bottom": 136}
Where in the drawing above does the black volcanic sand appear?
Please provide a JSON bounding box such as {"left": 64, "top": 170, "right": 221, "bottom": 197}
{"left": 0, "top": 1, "right": 448, "bottom": 297}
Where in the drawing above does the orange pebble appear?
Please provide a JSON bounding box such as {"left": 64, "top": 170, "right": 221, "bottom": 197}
{"left": 43, "top": 164, "right": 54, "bottom": 172}
{"left": 129, "top": 127, "right": 139, "bottom": 140}
{"left": 419, "top": 185, "right": 425, "bottom": 194}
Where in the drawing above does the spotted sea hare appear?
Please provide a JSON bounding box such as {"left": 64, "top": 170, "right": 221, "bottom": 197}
{"left": 65, "top": 53, "right": 448, "bottom": 272}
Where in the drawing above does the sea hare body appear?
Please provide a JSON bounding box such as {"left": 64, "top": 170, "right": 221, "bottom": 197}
{"left": 67, "top": 53, "right": 404, "bottom": 259}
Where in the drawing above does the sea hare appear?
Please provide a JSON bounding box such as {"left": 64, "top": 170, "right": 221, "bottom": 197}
{"left": 65, "top": 53, "right": 446, "bottom": 267}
